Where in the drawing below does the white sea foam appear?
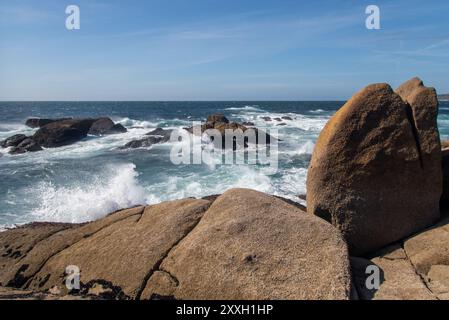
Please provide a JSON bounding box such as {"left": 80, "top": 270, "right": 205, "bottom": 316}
{"left": 28, "top": 163, "right": 148, "bottom": 223}
{"left": 225, "top": 105, "right": 263, "bottom": 112}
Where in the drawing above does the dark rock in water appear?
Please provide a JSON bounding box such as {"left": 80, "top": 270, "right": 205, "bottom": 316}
{"left": 88, "top": 118, "right": 127, "bottom": 135}
{"left": 121, "top": 128, "right": 173, "bottom": 149}
{"left": 121, "top": 136, "right": 165, "bottom": 149}
{"left": 281, "top": 116, "right": 293, "bottom": 120}
{"left": 261, "top": 116, "right": 272, "bottom": 121}
{"left": 242, "top": 121, "right": 255, "bottom": 126}
{"left": 277, "top": 123, "right": 287, "bottom": 126}
{"left": 33, "top": 119, "right": 97, "bottom": 148}
{"left": 145, "top": 128, "right": 173, "bottom": 140}
{"left": 0, "top": 134, "right": 27, "bottom": 148}
{"left": 25, "top": 118, "right": 71, "bottom": 128}
{"left": 9, "top": 138, "right": 42, "bottom": 155}
{"left": 184, "top": 114, "right": 278, "bottom": 150}
{"left": 307, "top": 78, "right": 442, "bottom": 255}
{"left": 273, "top": 117, "right": 282, "bottom": 122}
{"left": 206, "top": 113, "right": 229, "bottom": 124}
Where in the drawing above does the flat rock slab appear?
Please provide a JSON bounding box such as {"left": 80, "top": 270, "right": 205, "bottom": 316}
{"left": 141, "top": 188, "right": 351, "bottom": 300}
{"left": 0, "top": 222, "right": 73, "bottom": 286}
{"left": 404, "top": 217, "right": 449, "bottom": 299}
{"left": 25, "top": 198, "right": 211, "bottom": 299}
{"left": 351, "top": 245, "right": 435, "bottom": 300}
{"left": 0, "top": 206, "right": 145, "bottom": 288}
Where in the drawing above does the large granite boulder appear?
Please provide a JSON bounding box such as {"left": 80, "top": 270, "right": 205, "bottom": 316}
{"left": 307, "top": 78, "right": 442, "bottom": 255}
{"left": 32, "top": 119, "right": 98, "bottom": 148}
{"left": 141, "top": 189, "right": 351, "bottom": 300}
{"left": 88, "top": 118, "right": 127, "bottom": 135}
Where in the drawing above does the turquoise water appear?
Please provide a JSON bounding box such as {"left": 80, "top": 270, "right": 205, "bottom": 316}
{"left": 1, "top": 101, "right": 448, "bottom": 228}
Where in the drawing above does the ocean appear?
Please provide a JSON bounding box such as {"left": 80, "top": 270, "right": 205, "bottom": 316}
{"left": 1, "top": 100, "right": 449, "bottom": 229}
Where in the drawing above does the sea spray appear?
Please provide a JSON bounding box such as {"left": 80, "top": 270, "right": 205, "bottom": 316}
{"left": 29, "top": 163, "right": 147, "bottom": 223}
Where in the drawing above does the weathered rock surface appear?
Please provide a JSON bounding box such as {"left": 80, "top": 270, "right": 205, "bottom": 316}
{"left": 351, "top": 216, "right": 449, "bottom": 300}
{"left": 206, "top": 113, "right": 229, "bottom": 125}
{"left": 184, "top": 114, "right": 276, "bottom": 149}
{"left": 32, "top": 119, "right": 100, "bottom": 148}
{"left": 351, "top": 245, "right": 436, "bottom": 300}
{"left": 25, "top": 118, "right": 71, "bottom": 128}
{"left": 0, "top": 189, "right": 350, "bottom": 300}
{"left": 1, "top": 118, "right": 128, "bottom": 154}
{"left": 0, "top": 222, "right": 74, "bottom": 286}
{"left": 9, "top": 138, "right": 42, "bottom": 154}
{"left": 404, "top": 218, "right": 449, "bottom": 291}
{"left": 0, "top": 206, "right": 145, "bottom": 288}
{"left": 25, "top": 199, "right": 210, "bottom": 299}
{"left": 0, "top": 134, "right": 27, "bottom": 148}
{"left": 120, "top": 128, "right": 173, "bottom": 149}
{"left": 88, "top": 118, "right": 127, "bottom": 135}
{"left": 441, "top": 146, "right": 449, "bottom": 210}
{"left": 307, "top": 78, "right": 442, "bottom": 255}
{"left": 141, "top": 189, "right": 351, "bottom": 300}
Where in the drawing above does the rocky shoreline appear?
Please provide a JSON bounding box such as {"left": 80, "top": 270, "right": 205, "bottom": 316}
{"left": 1, "top": 77, "right": 449, "bottom": 300}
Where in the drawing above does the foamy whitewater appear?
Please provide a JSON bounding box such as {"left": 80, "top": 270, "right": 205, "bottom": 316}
{"left": 1, "top": 101, "right": 449, "bottom": 229}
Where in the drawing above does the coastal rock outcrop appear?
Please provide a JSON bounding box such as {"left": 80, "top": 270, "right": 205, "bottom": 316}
{"left": 0, "top": 189, "right": 351, "bottom": 300}
{"left": 351, "top": 216, "right": 449, "bottom": 300}
{"left": 25, "top": 118, "right": 71, "bottom": 128}
{"left": 88, "top": 118, "right": 127, "bottom": 135}
{"left": 9, "top": 138, "right": 42, "bottom": 154}
{"left": 441, "top": 140, "right": 449, "bottom": 210}
{"left": 120, "top": 128, "right": 173, "bottom": 149}
{"left": 141, "top": 189, "right": 351, "bottom": 300}
{"left": 307, "top": 78, "right": 442, "bottom": 255}
{"left": 0, "top": 117, "right": 128, "bottom": 154}
{"left": 32, "top": 119, "right": 98, "bottom": 148}
{"left": 184, "top": 113, "right": 276, "bottom": 149}
{"left": 0, "top": 134, "right": 28, "bottom": 148}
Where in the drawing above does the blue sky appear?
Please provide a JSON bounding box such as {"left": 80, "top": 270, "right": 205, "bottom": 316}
{"left": 0, "top": 0, "right": 448, "bottom": 100}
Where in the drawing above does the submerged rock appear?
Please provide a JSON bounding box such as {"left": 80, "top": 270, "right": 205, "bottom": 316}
{"left": 307, "top": 78, "right": 442, "bottom": 255}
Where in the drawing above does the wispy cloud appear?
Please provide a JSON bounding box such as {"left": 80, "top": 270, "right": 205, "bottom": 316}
{"left": 0, "top": 4, "right": 52, "bottom": 25}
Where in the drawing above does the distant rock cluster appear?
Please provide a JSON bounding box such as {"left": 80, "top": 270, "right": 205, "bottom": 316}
{"left": 0, "top": 117, "right": 127, "bottom": 155}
